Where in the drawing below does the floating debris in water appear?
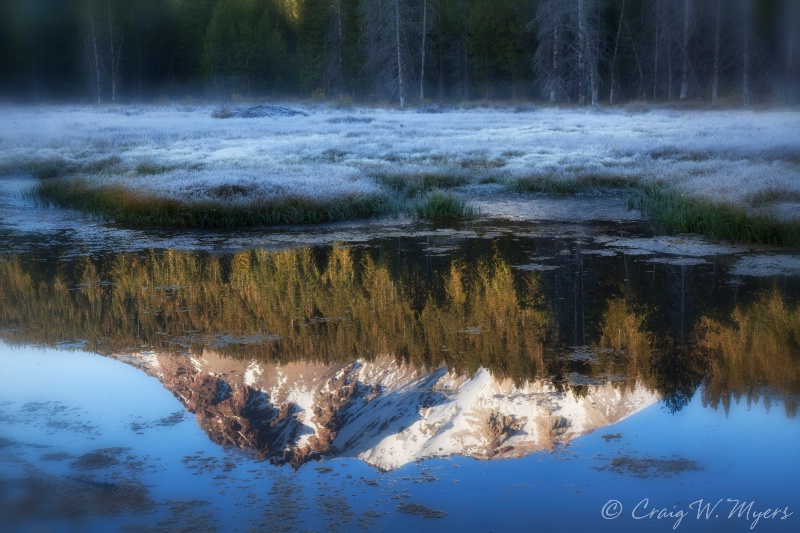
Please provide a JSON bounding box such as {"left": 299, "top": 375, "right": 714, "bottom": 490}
{"left": 396, "top": 502, "right": 447, "bottom": 518}
{"left": 598, "top": 455, "right": 702, "bottom": 478}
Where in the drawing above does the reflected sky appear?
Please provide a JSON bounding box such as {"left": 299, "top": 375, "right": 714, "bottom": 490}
{"left": 1, "top": 342, "right": 798, "bottom": 532}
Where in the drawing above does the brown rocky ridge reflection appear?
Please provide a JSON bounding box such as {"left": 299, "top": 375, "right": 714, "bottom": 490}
{"left": 126, "top": 349, "right": 657, "bottom": 470}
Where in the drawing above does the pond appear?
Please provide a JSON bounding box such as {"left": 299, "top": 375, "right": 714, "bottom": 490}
{"left": 1, "top": 176, "right": 798, "bottom": 532}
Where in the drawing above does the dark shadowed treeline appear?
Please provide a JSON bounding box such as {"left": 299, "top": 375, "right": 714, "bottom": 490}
{"left": 1, "top": 0, "right": 798, "bottom": 105}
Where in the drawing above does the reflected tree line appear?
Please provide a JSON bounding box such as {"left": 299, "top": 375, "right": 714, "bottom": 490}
{"left": 1, "top": 241, "right": 798, "bottom": 417}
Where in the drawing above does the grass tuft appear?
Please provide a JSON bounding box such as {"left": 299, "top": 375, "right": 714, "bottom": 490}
{"left": 412, "top": 191, "right": 476, "bottom": 220}
{"left": 9, "top": 156, "right": 124, "bottom": 180}
{"left": 135, "top": 162, "right": 175, "bottom": 175}
{"left": 509, "top": 174, "right": 632, "bottom": 195}
{"left": 633, "top": 184, "right": 800, "bottom": 247}
{"left": 376, "top": 172, "right": 469, "bottom": 198}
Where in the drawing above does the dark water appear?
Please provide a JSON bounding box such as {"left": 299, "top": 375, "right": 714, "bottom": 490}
{"left": 1, "top": 177, "right": 799, "bottom": 531}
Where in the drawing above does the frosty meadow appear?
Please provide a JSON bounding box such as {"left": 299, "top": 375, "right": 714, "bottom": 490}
{"left": 1, "top": 104, "right": 799, "bottom": 244}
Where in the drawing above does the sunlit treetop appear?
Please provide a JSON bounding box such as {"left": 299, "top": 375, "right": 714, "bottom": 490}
{"left": 275, "top": 0, "right": 300, "bottom": 23}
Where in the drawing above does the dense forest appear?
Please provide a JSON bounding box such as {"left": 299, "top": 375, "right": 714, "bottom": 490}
{"left": 1, "top": 0, "right": 798, "bottom": 106}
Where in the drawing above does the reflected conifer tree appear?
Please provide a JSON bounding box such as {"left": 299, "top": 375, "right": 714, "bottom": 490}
{"left": 648, "top": 339, "right": 712, "bottom": 413}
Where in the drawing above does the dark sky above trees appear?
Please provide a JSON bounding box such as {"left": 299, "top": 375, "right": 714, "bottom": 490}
{"left": 1, "top": 0, "right": 797, "bottom": 106}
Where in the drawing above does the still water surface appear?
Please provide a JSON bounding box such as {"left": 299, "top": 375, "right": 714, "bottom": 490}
{"left": 0, "top": 177, "right": 798, "bottom": 531}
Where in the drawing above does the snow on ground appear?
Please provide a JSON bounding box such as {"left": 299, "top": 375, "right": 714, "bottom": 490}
{"left": 0, "top": 104, "right": 798, "bottom": 212}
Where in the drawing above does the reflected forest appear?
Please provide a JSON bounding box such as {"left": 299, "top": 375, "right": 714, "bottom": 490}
{"left": 1, "top": 239, "right": 798, "bottom": 418}
{"left": 2, "top": 0, "right": 799, "bottom": 105}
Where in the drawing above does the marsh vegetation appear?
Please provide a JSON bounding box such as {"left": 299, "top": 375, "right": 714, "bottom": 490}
{"left": 2, "top": 105, "right": 797, "bottom": 244}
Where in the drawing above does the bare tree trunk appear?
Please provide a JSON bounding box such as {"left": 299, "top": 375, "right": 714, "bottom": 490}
{"left": 107, "top": 0, "right": 123, "bottom": 104}
{"left": 712, "top": 0, "right": 721, "bottom": 103}
{"left": 668, "top": 42, "right": 674, "bottom": 101}
{"left": 134, "top": 0, "right": 142, "bottom": 101}
{"left": 419, "top": 0, "right": 427, "bottom": 103}
{"left": 577, "top": 0, "right": 585, "bottom": 105}
{"left": 394, "top": 0, "right": 405, "bottom": 108}
{"left": 484, "top": 50, "right": 490, "bottom": 100}
{"left": 742, "top": 0, "right": 751, "bottom": 107}
{"left": 107, "top": 1, "right": 115, "bottom": 103}
{"left": 337, "top": 0, "right": 343, "bottom": 94}
{"left": 680, "top": 0, "right": 690, "bottom": 99}
{"left": 786, "top": 0, "right": 797, "bottom": 103}
{"left": 787, "top": 6, "right": 795, "bottom": 81}
{"left": 550, "top": 25, "right": 559, "bottom": 102}
{"left": 624, "top": 17, "right": 646, "bottom": 102}
{"left": 438, "top": 54, "right": 444, "bottom": 103}
{"left": 591, "top": 8, "right": 599, "bottom": 106}
{"left": 610, "top": 0, "right": 626, "bottom": 105}
{"left": 87, "top": 0, "right": 101, "bottom": 104}
{"left": 462, "top": 28, "right": 469, "bottom": 100}
{"left": 653, "top": 0, "right": 660, "bottom": 100}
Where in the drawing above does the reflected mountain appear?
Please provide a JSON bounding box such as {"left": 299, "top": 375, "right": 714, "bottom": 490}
{"left": 2, "top": 232, "right": 799, "bottom": 466}
{"left": 121, "top": 349, "right": 658, "bottom": 470}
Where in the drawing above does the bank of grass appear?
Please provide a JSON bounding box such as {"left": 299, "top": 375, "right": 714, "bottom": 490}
{"left": 377, "top": 171, "right": 476, "bottom": 219}
{"left": 376, "top": 172, "right": 470, "bottom": 198}
{"left": 511, "top": 172, "right": 800, "bottom": 247}
{"left": 1, "top": 156, "right": 125, "bottom": 180}
{"left": 413, "top": 191, "right": 477, "bottom": 220}
{"left": 30, "top": 177, "right": 399, "bottom": 228}
{"left": 29, "top": 176, "right": 476, "bottom": 227}
{"left": 633, "top": 184, "right": 800, "bottom": 247}
{"left": 509, "top": 173, "right": 633, "bottom": 194}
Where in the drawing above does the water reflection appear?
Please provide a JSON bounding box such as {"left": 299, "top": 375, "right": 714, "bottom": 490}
{"left": 141, "top": 349, "right": 658, "bottom": 470}
{"left": 1, "top": 233, "right": 799, "bottom": 466}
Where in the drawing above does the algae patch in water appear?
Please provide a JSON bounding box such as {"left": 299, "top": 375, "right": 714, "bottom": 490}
{"left": 71, "top": 447, "right": 130, "bottom": 470}
{"left": 598, "top": 455, "right": 702, "bottom": 478}
{"left": 0, "top": 472, "right": 154, "bottom": 522}
{"left": 396, "top": 501, "right": 448, "bottom": 518}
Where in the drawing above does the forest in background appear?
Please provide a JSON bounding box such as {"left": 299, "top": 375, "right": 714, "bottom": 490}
{"left": 1, "top": 0, "right": 798, "bottom": 106}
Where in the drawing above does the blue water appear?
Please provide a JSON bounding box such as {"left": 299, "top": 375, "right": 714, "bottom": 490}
{"left": 1, "top": 342, "right": 797, "bottom": 532}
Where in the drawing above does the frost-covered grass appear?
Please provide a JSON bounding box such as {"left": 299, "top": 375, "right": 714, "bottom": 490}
{"left": 1, "top": 103, "right": 799, "bottom": 233}
{"left": 29, "top": 177, "right": 398, "bottom": 227}
{"left": 633, "top": 185, "right": 800, "bottom": 247}
{"left": 510, "top": 173, "right": 633, "bottom": 194}
{"left": 413, "top": 190, "right": 477, "bottom": 220}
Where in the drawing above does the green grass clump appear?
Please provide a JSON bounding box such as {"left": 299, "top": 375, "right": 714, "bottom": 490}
{"left": 412, "top": 191, "right": 476, "bottom": 220}
{"left": 510, "top": 175, "right": 581, "bottom": 194}
{"left": 30, "top": 177, "right": 402, "bottom": 228}
{"left": 377, "top": 172, "right": 469, "bottom": 198}
{"left": 634, "top": 184, "right": 800, "bottom": 247}
{"left": 135, "top": 162, "right": 175, "bottom": 175}
{"left": 8, "top": 156, "right": 124, "bottom": 180}
{"left": 509, "top": 174, "right": 631, "bottom": 195}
